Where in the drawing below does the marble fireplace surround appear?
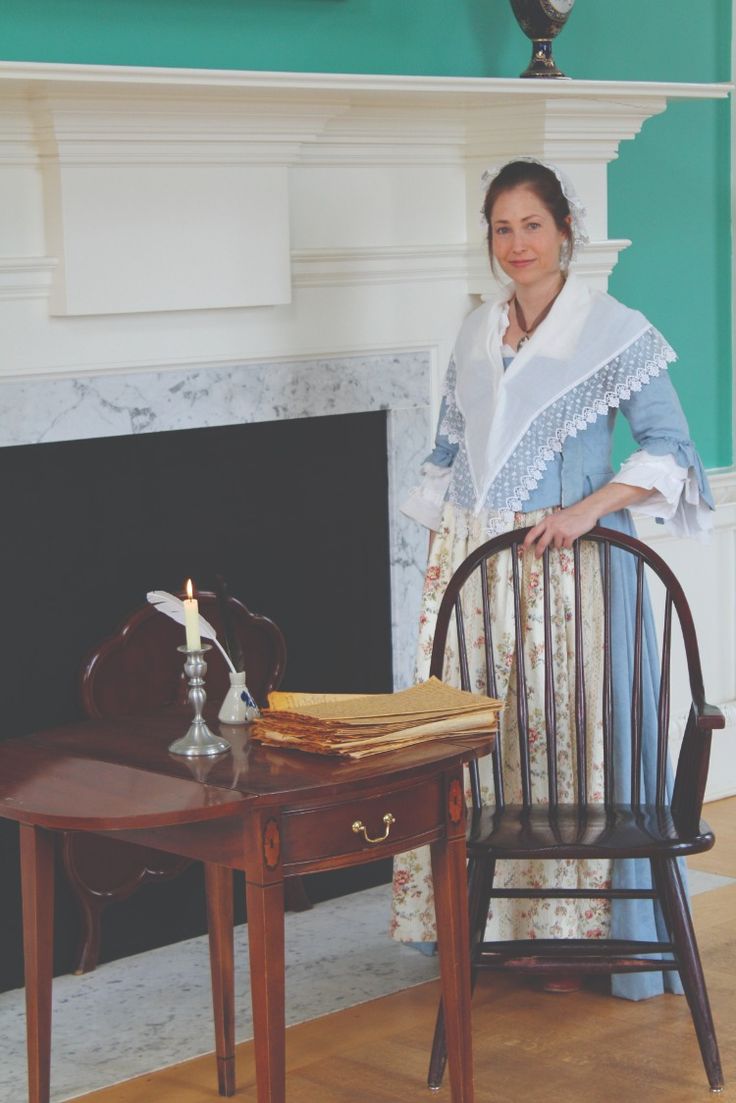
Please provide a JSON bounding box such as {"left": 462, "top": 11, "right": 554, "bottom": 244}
{"left": 0, "top": 352, "right": 430, "bottom": 688}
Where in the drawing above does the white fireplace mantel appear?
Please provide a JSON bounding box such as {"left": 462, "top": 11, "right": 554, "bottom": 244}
{"left": 0, "top": 62, "right": 730, "bottom": 334}
{"left": 1, "top": 62, "right": 734, "bottom": 795}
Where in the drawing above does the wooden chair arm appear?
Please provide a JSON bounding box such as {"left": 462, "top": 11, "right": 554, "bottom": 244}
{"left": 673, "top": 702, "right": 723, "bottom": 829}
{"left": 695, "top": 702, "right": 726, "bottom": 731}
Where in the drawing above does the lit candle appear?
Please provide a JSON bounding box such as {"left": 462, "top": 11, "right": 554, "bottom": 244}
{"left": 183, "top": 579, "right": 201, "bottom": 651}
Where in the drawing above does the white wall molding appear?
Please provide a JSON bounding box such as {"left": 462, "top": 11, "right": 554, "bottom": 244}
{"left": 463, "top": 95, "right": 672, "bottom": 165}
{"left": 0, "top": 256, "right": 56, "bottom": 300}
{"left": 291, "top": 244, "right": 473, "bottom": 288}
{"left": 1, "top": 62, "right": 728, "bottom": 99}
{"left": 0, "top": 338, "right": 440, "bottom": 384}
{"left": 468, "top": 239, "right": 632, "bottom": 295}
{"left": 302, "top": 107, "right": 465, "bottom": 165}
{"left": 31, "top": 94, "right": 344, "bottom": 166}
{"left": 0, "top": 62, "right": 728, "bottom": 326}
{"left": 705, "top": 468, "right": 736, "bottom": 507}
{"left": 1, "top": 239, "right": 633, "bottom": 304}
{"left": 0, "top": 98, "right": 37, "bottom": 165}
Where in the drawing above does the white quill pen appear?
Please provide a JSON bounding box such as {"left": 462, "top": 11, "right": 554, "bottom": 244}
{"left": 146, "top": 590, "right": 236, "bottom": 673}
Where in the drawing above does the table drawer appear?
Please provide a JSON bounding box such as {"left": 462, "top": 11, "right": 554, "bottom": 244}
{"left": 281, "top": 777, "right": 445, "bottom": 868}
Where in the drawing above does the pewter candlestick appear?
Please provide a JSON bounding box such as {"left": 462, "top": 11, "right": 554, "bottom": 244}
{"left": 169, "top": 644, "right": 231, "bottom": 757}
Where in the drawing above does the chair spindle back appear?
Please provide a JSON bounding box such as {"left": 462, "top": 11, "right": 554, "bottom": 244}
{"left": 428, "top": 526, "right": 712, "bottom": 819}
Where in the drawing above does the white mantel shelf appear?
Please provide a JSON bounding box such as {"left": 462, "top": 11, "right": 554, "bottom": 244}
{"left": 1, "top": 60, "right": 730, "bottom": 326}
{"left": 0, "top": 60, "right": 731, "bottom": 102}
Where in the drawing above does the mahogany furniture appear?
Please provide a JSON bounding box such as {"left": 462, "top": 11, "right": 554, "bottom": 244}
{"left": 0, "top": 711, "right": 491, "bottom": 1103}
{"left": 63, "top": 593, "right": 288, "bottom": 974}
{"left": 427, "top": 526, "right": 725, "bottom": 1093}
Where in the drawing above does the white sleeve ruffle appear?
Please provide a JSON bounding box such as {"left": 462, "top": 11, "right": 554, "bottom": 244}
{"left": 611, "top": 449, "right": 713, "bottom": 540}
{"left": 400, "top": 462, "right": 452, "bottom": 531}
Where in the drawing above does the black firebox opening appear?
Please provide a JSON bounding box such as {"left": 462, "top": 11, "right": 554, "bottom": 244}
{"left": 0, "top": 410, "right": 393, "bottom": 990}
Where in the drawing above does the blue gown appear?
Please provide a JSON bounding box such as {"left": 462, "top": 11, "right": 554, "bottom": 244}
{"left": 414, "top": 367, "right": 714, "bottom": 1000}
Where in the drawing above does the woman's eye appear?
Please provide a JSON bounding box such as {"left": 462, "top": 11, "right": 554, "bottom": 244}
{"left": 494, "top": 226, "right": 510, "bottom": 235}
{"left": 527, "top": 222, "right": 541, "bottom": 230}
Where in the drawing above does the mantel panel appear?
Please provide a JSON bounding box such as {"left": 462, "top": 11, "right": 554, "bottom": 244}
{"left": 47, "top": 162, "right": 291, "bottom": 316}
{"left": 0, "top": 64, "right": 728, "bottom": 321}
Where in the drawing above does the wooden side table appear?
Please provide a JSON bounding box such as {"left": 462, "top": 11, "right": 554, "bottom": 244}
{"left": 0, "top": 713, "right": 492, "bottom": 1103}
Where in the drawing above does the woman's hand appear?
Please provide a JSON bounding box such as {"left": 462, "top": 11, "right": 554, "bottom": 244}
{"left": 522, "top": 481, "right": 652, "bottom": 558}
{"left": 522, "top": 501, "right": 599, "bottom": 556}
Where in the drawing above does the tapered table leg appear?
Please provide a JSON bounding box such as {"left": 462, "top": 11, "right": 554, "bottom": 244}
{"left": 20, "top": 824, "right": 55, "bottom": 1103}
{"left": 205, "top": 863, "right": 236, "bottom": 1096}
{"left": 431, "top": 831, "right": 474, "bottom": 1103}
{"left": 245, "top": 874, "right": 286, "bottom": 1103}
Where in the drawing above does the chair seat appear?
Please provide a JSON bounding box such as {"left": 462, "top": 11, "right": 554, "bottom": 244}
{"left": 467, "top": 803, "right": 714, "bottom": 860}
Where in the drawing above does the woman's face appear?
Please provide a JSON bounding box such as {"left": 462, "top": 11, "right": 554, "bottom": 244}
{"left": 489, "top": 185, "right": 569, "bottom": 288}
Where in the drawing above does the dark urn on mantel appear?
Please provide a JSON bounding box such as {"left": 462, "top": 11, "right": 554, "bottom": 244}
{"left": 509, "top": 0, "right": 576, "bottom": 79}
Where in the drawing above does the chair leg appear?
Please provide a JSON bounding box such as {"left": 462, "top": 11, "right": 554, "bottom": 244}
{"left": 205, "top": 863, "right": 236, "bottom": 1097}
{"left": 70, "top": 884, "right": 105, "bottom": 976}
{"left": 61, "top": 833, "right": 107, "bottom": 974}
{"left": 428, "top": 857, "right": 495, "bottom": 1091}
{"left": 62, "top": 832, "right": 189, "bottom": 974}
{"left": 652, "top": 857, "right": 723, "bottom": 1092}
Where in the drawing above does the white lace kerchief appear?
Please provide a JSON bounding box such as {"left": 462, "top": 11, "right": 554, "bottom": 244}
{"left": 450, "top": 275, "right": 677, "bottom": 530}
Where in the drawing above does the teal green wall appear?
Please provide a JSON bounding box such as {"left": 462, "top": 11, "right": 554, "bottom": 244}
{"left": 0, "top": 0, "right": 728, "bottom": 81}
{"left": 1, "top": 0, "right": 731, "bottom": 466}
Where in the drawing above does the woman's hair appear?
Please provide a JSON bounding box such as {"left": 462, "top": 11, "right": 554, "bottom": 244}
{"left": 483, "top": 160, "right": 572, "bottom": 269}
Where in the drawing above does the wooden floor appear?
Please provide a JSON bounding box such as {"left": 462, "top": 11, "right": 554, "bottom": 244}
{"left": 77, "top": 798, "right": 735, "bottom": 1103}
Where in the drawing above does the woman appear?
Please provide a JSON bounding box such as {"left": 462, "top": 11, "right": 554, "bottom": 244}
{"left": 392, "top": 158, "right": 714, "bottom": 1001}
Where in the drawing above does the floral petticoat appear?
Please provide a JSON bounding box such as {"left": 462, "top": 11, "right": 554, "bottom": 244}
{"left": 390, "top": 502, "right": 612, "bottom": 944}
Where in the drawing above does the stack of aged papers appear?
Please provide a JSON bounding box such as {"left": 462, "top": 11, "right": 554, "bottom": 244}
{"left": 250, "top": 676, "right": 501, "bottom": 759}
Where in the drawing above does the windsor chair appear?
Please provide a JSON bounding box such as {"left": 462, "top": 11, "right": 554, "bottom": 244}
{"left": 428, "top": 525, "right": 725, "bottom": 1093}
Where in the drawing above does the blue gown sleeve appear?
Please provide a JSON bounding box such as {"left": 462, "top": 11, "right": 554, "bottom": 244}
{"left": 618, "top": 371, "right": 714, "bottom": 505}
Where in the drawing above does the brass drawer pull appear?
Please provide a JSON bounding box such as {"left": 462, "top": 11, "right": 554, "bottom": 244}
{"left": 352, "top": 812, "right": 395, "bottom": 844}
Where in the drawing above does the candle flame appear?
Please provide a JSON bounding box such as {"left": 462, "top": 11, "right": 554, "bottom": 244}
{"left": 186, "top": 578, "right": 194, "bottom": 600}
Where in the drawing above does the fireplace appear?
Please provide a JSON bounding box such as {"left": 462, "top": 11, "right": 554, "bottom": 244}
{"left": 2, "top": 410, "right": 394, "bottom": 736}
{"left": 0, "top": 349, "right": 432, "bottom": 988}
{"left": 0, "top": 350, "right": 431, "bottom": 688}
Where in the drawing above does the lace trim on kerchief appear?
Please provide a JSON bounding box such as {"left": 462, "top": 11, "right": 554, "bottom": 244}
{"left": 459, "top": 326, "right": 676, "bottom": 536}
